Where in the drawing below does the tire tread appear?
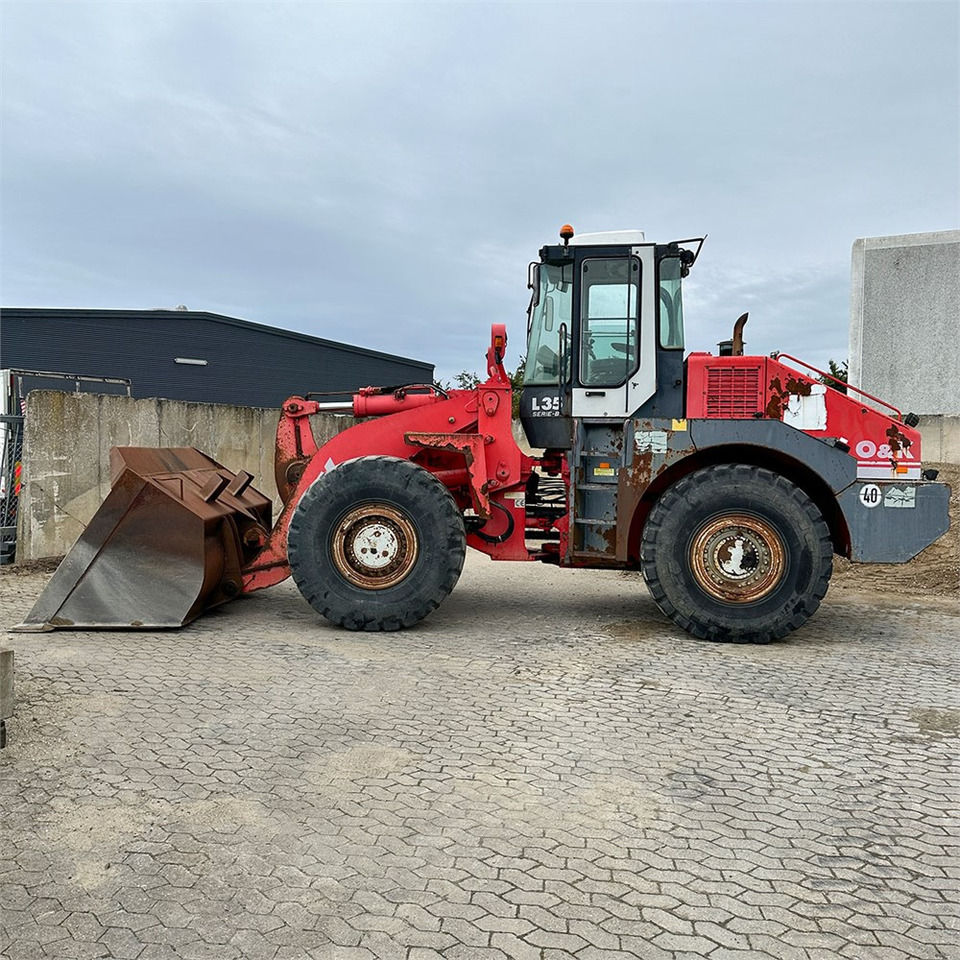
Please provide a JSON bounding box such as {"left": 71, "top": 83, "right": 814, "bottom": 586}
{"left": 640, "top": 464, "right": 833, "bottom": 643}
{"left": 288, "top": 456, "right": 466, "bottom": 632}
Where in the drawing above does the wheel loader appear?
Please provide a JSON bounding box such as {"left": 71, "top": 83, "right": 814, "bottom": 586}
{"left": 17, "top": 226, "right": 951, "bottom": 643}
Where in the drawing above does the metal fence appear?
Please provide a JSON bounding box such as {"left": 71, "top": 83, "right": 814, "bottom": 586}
{"left": 1, "top": 414, "right": 24, "bottom": 565}
{"left": 0, "top": 370, "right": 133, "bottom": 565}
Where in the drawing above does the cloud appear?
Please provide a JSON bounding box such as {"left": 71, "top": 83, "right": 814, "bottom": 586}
{"left": 685, "top": 258, "right": 851, "bottom": 372}
{"left": 1, "top": 1, "right": 956, "bottom": 384}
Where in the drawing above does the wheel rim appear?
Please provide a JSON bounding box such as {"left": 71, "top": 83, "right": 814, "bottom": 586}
{"left": 331, "top": 504, "right": 419, "bottom": 590}
{"left": 690, "top": 513, "right": 786, "bottom": 603}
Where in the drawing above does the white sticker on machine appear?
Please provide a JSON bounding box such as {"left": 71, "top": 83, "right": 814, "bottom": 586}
{"left": 635, "top": 431, "right": 668, "bottom": 454}
{"left": 859, "top": 484, "right": 882, "bottom": 508}
{"left": 883, "top": 486, "right": 916, "bottom": 509}
{"left": 783, "top": 383, "right": 828, "bottom": 431}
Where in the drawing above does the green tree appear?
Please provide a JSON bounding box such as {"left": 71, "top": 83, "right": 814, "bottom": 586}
{"left": 819, "top": 359, "right": 848, "bottom": 394}
{"left": 436, "top": 358, "right": 526, "bottom": 418}
{"left": 453, "top": 371, "right": 481, "bottom": 390}
{"left": 510, "top": 356, "right": 525, "bottom": 419}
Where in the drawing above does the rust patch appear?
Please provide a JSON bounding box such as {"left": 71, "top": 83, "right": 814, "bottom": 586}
{"left": 285, "top": 459, "right": 306, "bottom": 485}
{"left": 885, "top": 424, "right": 912, "bottom": 455}
{"left": 630, "top": 449, "right": 655, "bottom": 489}
{"left": 615, "top": 427, "right": 695, "bottom": 562}
{"left": 785, "top": 377, "right": 812, "bottom": 397}
{"left": 766, "top": 375, "right": 812, "bottom": 419}
{"left": 615, "top": 449, "right": 654, "bottom": 559}
{"left": 600, "top": 523, "right": 618, "bottom": 555}
{"left": 765, "top": 377, "right": 788, "bottom": 419}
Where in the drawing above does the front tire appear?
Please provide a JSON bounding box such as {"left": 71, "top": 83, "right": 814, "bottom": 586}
{"left": 640, "top": 464, "right": 833, "bottom": 643}
{"left": 288, "top": 456, "right": 466, "bottom": 631}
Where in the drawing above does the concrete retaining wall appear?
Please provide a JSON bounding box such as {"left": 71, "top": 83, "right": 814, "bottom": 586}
{"left": 18, "top": 391, "right": 354, "bottom": 561}
{"left": 848, "top": 230, "right": 960, "bottom": 415}
{"left": 919, "top": 415, "right": 960, "bottom": 466}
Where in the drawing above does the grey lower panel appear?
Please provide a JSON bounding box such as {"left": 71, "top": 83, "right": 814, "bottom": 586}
{"left": 838, "top": 481, "right": 951, "bottom": 562}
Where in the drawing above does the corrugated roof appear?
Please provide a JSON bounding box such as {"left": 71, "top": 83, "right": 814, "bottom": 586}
{"left": 0, "top": 308, "right": 432, "bottom": 371}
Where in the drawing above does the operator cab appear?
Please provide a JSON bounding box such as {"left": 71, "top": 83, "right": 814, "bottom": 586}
{"left": 520, "top": 225, "right": 700, "bottom": 449}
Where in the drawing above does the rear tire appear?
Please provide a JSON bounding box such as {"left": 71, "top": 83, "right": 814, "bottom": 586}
{"left": 640, "top": 464, "right": 832, "bottom": 643}
{"left": 288, "top": 456, "right": 466, "bottom": 631}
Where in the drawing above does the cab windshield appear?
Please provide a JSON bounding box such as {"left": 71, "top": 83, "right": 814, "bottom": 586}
{"left": 523, "top": 262, "right": 573, "bottom": 386}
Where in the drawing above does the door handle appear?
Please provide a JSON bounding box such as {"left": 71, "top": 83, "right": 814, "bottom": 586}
{"left": 585, "top": 391, "right": 606, "bottom": 397}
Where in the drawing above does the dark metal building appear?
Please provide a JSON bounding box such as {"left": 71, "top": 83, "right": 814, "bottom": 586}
{"left": 0, "top": 308, "right": 434, "bottom": 407}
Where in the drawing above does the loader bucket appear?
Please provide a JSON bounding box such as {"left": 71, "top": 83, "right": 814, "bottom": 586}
{"left": 16, "top": 447, "right": 272, "bottom": 631}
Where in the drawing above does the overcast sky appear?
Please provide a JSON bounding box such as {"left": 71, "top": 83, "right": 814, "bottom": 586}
{"left": 2, "top": 1, "right": 957, "bottom": 382}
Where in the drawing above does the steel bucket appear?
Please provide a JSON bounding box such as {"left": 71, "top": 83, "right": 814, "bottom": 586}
{"left": 16, "top": 447, "right": 272, "bottom": 631}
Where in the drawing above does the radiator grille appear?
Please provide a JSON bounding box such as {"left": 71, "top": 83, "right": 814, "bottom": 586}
{"left": 706, "top": 366, "right": 761, "bottom": 418}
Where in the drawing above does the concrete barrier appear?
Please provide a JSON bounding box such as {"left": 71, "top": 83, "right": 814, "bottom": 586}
{"left": 0, "top": 648, "right": 12, "bottom": 720}
{"left": 0, "top": 647, "right": 11, "bottom": 749}
{"left": 848, "top": 230, "right": 960, "bottom": 416}
{"left": 918, "top": 415, "right": 960, "bottom": 466}
{"left": 18, "top": 391, "right": 354, "bottom": 561}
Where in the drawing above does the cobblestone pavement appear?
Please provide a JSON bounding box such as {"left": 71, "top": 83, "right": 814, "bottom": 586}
{"left": 2, "top": 554, "right": 958, "bottom": 960}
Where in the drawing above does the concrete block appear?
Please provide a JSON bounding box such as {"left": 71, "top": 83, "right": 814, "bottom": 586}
{"left": 21, "top": 391, "right": 101, "bottom": 560}
{"left": 98, "top": 394, "right": 161, "bottom": 501}
{"left": 0, "top": 648, "right": 13, "bottom": 720}
{"left": 309, "top": 412, "right": 357, "bottom": 450}
{"left": 919, "top": 415, "right": 960, "bottom": 465}
{"left": 208, "top": 402, "right": 262, "bottom": 480}
{"left": 849, "top": 231, "right": 960, "bottom": 415}
{"left": 98, "top": 393, "right": 162, "bottom": 450}
{"left": 156, "top": 399, "right": 216, "bottom": 456}
{"left": 258, "top": 407, "right": 281, "bottom": 508}
{"left": 513, "top": 420, "right": 542, "bottom": 457}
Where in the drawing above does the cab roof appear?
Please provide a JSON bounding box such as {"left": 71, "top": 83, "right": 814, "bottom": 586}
{"left": 566, "top": 229, "right": 646, "bottom": 246}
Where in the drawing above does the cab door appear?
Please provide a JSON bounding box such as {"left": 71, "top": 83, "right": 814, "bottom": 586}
{"left": 571, "top": 245, "right": 656, "bottom": 419}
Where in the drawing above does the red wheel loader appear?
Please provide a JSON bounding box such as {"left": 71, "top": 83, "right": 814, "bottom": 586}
{"left": 17, "top": 227, "right": 951, "bottom": 643}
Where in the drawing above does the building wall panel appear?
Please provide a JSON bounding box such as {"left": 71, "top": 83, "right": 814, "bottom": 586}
{"left": 1, "top": 309, "right": 433, "bottom": 408}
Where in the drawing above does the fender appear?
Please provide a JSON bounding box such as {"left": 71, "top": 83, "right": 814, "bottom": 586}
{"left": 687, "top": 419, "right": 856, "bottom": 492}
{"left": 619, "top": 417, "right": 949, "bottom": 563}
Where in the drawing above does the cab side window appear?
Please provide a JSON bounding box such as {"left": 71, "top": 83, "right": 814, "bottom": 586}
{"left": 658, "top": 256, "right": 685, "bottom": 349}
{"left": 579, "top": 258, "right": 640, "bottom": 386}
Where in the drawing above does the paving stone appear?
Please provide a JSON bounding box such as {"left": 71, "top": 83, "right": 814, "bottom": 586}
{"left": 356, "top": 932, "right": 406, "bottom": 960}
{"left": 616, "top": 937, "right": 686, "bottom": 960}
{"left": 523, "top": 929, "right": 589, "bottom": 952}
{"left": 96, "top": 927, "right": 146, "bottom": 960}
{"left": 488, "top": 934, "right": 543, "bottom": 960}
{"left": 42, "top": 940, "right": 110, "bottom": 959}
{"left": 225, "top": 928, "right": 279, "bottom": 960}
{"left": 643, "top": 906, "right": 694, "bottom": 935}
{"left": 2, "top": 559, "right": 957, "bottom": 960}
{"left": 4, "top": 942, "right": 48, "bottom": 960}
{"left": 567, "top": 919, "right": 621, "bottom": 950}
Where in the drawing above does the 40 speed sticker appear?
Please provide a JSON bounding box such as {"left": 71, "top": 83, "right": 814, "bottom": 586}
{"left": 859, "top": 484, "right": 882, "bottom": 508}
